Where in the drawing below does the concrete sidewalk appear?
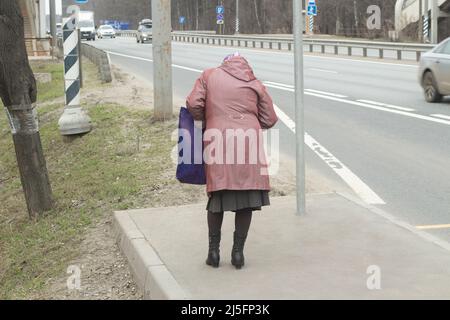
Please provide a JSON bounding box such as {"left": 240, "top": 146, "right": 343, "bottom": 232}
{"left": 114, "top": 193, "right": 450, "bottom": 300}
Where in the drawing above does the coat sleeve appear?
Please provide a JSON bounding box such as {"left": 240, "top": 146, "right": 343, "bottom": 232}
{"left": 186, "top": 71, "right": 208, "bottom": 121}
{"left": 255, "top": 81, "right": 278, "bottom": 129}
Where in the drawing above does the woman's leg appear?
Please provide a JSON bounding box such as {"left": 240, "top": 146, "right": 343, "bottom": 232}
{"left": 206, "top": 211, "right": 224, "bottom": 268}
{"left": 235, "top": 209, "right": 253, "bottom": 236}
{"left": 232, "top": 209, "right": 253, "bottom": 269}
{"left": 208, "top": 211, "right": 224, "bottom": 234}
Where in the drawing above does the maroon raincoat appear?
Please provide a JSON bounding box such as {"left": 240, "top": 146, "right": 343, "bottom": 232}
{"left": 186, "top": 56, "right": 278, "bottom": 193}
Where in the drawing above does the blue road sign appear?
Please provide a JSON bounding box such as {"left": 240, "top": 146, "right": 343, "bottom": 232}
{"left": 75, "top": 0, "right": 88, "bottom": 4}
{"left": 179, "top": 16, "right": 186, "bottom": 24}
{"left": 217, "top": 14, "right": 224, "bottom": 20}
{"left": 216, "top": 5, "right": 224, "bottom": 15}
{"left": 307, "top": 5, "right": 317, "bottom": 16}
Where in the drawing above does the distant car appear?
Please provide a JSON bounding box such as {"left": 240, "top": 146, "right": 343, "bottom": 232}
{"left": 137, "top": 19, "right": 152, "bottom": 44}
{"left": 97, "top": 25, "right": 116, "bottom": 39}
{"left": 419, "top": 37, "right": 450, "bottom": 103}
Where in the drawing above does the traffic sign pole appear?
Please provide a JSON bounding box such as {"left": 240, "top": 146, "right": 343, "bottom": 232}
{"left": 294, "top": 0, "right": 306, "bottom": 216}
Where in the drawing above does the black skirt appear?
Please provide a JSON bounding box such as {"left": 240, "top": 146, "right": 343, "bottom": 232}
{"left": 207, "top": 190, "right": 270, "bottom": 213}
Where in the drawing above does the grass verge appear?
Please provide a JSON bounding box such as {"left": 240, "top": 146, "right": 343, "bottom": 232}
{"left": 0, "top": 60, "right": 201, "bottom": 299}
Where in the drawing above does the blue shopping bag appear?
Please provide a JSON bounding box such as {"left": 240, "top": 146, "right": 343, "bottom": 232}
{"left": 176, "top": 107, "right": 206, "bottom": 185}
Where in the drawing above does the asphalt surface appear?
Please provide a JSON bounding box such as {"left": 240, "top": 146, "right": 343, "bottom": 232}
{"left": 89, "top": 37, "right": 450, "bottom": 240}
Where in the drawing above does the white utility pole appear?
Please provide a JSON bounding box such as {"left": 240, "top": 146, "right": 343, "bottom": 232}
{"left": 152, "top": 0, "right": 173, "bottom": 120}
{"left": 293, "top": 0, "right": 306, "bottom": 216}
{"left": 431, "top": 0, "right": 439, "bottom": 43}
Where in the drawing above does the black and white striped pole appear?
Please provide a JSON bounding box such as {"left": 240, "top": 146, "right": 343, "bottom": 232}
{"left": 58, "top": 13, "right": 92, "bottom": 136}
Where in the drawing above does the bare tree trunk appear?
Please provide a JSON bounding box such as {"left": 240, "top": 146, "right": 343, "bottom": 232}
{"left": 0, "top": 0, "right": 53, "bottom": 219}
{"left": 253, "top": 0, "right": 262, "bottom": 33}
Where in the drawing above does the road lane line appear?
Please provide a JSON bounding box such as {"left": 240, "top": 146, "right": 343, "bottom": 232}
{"left": 264, "top": 83, "right": 347, "bottom": 98}
{"left": 265, "top": 81, "right": 450, "bottom": 127}
{"left": 307, "top": 68, "right": 339, "bottom": 74}
{"left": 107, "top": 51, "right": 204, "bottom": 74}
{"left": 273, "top": 104, "right": 386, "bottom": 205}
{"left": 357, "top": 99, "right": 415, "bottom": 112}
{"left": 171, "top": 64, "right": 203, "bottom": 73}
{"left": 264, "top": 81, "right": 294, "bottom": 89}
{"left": 107, "top": 51, "right": 153, "bottom": 62}
{"left": 431, "top": 114, "right": 450, "bottom": 121}
{"left": 416, "top": 224, "right": 450, "bottom": 230}
{"left": 305, "top": 89, "right": 348, "bottom": 98}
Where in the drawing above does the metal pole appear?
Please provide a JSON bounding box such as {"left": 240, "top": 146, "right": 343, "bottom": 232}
{"left": 431, "top": 0, "right": 439, "bottom": 43}
{"left": 419, "top": 0, "right": 423, "bottom": 42}
{"left": 293, "top": 0, "right": 306, "bottom": 216}
{"left": 49, "top": 0, "right": 57, "bottom": 56}
{"left": 152, "top": 0, "right": 173, "bottom": 120}
{"left": 235, "top": 0, "right": 240, "bottom": 34}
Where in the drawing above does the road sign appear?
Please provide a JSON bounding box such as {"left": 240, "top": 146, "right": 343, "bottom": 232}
{"left": 179, "top": 16, "right": 186, "bottom": 24}
{"left": 307, "top": 4, "right": 317, "bottom": 16}
{"left": 75, "top": 0, "right": 88, "bottom": 3}
{"left": 217, "top": 19, "right": 224, "bottom": 25}
{"left": 216, "top": 5, "right": 224, "bottom": 15}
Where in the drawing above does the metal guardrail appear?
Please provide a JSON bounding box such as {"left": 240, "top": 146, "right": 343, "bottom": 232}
{"left": 116, "top": 31, "right": 436, "bottom": 61}
{"left": 171, "top": 32, "right": 436, "bottom": 61}
{"left": 116, "top": 30, "right": 137, "bottom": 37}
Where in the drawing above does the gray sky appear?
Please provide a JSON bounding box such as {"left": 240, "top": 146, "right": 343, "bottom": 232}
{"left": 45, "top": 0, "right": 63, "bottom": 15}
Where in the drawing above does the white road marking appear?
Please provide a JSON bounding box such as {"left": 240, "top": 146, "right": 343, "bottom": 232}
{"left": 107, "top": 50, "right": 153, "bottom": 62}
{"left": 273, "top": 104, "right": 385, "bottom": 205}
{"left": 431, "top": 114, "right": 450, "bottom": 121}
{"left": 107, "top": 51, "right": 203, "bottom": 74}
{"left": 305, "top": 89, "right": 348, "bottom": 98}
{"left": 307, "top": 68, "right": 339, "bottom": 74}
{"left": 265, "top": 81, "right": 450, "bottom": 127}
{"left": 171, "top": 64, "right": 203, "bottom": 73}
{"left": 264, "top": 81, "right": 294, "bottom": 89}
{"left": 416, "top": 224, "right": 450, "bottom": 230}
{"left": 264, "top": 82, "right": 347, "bottom": 98}
{"left": 357, "top": 99, "right": 415, "bottom": 112}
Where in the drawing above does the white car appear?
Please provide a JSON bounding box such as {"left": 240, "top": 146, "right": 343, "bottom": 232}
{"left": 97, "top": 25, "right": 116, "bottom": 39}
{"left": 419, "top": 38, "right": 450, "bottom": 102}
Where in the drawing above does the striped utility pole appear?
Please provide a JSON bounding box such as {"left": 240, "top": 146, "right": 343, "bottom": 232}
{"left": 309, "top": 15, "right": 314, "bottom": 34}
{"left": 58, "top": 16, "right": 92, "bottom": 135}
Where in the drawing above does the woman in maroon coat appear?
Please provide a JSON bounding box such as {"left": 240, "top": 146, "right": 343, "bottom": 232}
{"left": 186, "top": 53, "right": 278, "bottom": 269}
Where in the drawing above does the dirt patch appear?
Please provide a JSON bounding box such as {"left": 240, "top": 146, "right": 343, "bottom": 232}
{"left": 82, "top": 65, "right": 154, "bottom": 111}
{"left": 35, "top": 216, "right": 142, "bottom": 300}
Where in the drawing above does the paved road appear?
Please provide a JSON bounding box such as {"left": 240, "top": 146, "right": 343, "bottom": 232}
{"left": 90, "top": 37, "right": 450, "bottom": 240}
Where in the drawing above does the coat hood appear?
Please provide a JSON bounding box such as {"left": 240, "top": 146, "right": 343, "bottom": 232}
{"left": 219, "top": 56, "right": 256, "bottom": 82}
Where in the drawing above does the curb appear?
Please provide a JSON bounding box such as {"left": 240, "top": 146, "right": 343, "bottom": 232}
{"left": 113, "top": 211, "right": 189, "bottom": 300}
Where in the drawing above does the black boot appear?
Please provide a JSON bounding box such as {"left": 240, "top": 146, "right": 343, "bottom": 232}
{"left": 231, "top": 232, "right": 247, "bottom": 270}
{"left": 206, "top": 233, "right": 221, "bottom": 268}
